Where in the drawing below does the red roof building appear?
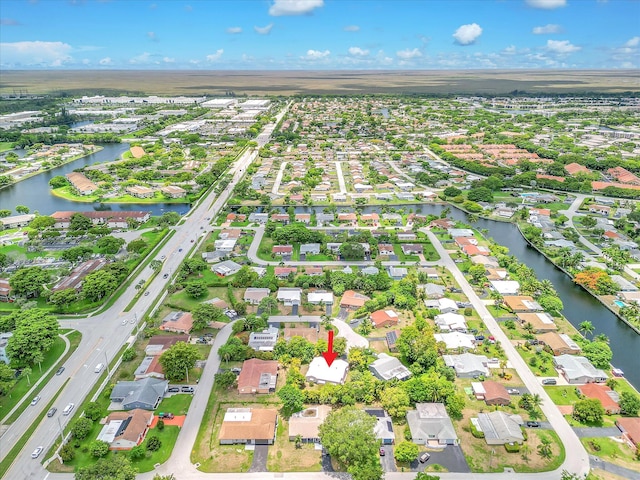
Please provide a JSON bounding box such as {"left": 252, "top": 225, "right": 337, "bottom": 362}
{"left": 577, "top": 384, "right": 620, "bottom": 414}
{"left": 370, "top": 309, "right": 400, "bottom": 328}
{"left": 237, "top": 359, "right": 279, "bottom": 394}
{"left": 565, "top": 163, "right": 591, "bottom": 175}
{"left": 482, "top": 381, "right": 511, "bottom": 406}
{"left": 616, "top": 417, "right": 640, "bottom": 449}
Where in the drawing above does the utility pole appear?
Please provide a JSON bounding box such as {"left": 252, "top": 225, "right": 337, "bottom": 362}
{"left": 104, "top": 351, "right": 111, "bottom": 376}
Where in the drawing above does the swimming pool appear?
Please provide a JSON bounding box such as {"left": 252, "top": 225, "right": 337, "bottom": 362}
{"left": 614, "top": 300, "right": 626, "bottom": 308}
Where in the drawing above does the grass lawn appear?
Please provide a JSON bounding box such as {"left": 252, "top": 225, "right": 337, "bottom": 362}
{"left": 132, "top": 425, "right": 181, "bottom": 472}
{"left": 157, "top": 394, "right": 193, "bottom": 415}
{"left": 304, "top": 253, "right": 333, "bottom": 262}
{"left": 257, "top": 236, "right": 275, "bottom": 262}
{"left": 0, "top": 142, "right": 14, "bottom": 152}
{"left": 564, "top": 414, "right": 618, "bottom": 428}
{"left": 267, "top": 417, "right": 322, "bottom": 472}
{"left": 580, "top": 437, "right": 639, "bottom": 472}
{"left": 516, "top": 346, "right": 558, "bottom": 378}
{"left": 0, "top": 335, "right": 68, "bottom": 420}
{"left": 543, "top": 386, "right": 581, "bottom": 405}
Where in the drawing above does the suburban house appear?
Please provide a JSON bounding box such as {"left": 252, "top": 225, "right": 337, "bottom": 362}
{"left": 145, "top": 335, "right": 190, "bottom": 356}
{"left": 448, "top": 228, "right": 474, "bottom": 238}
{"left": 244, "top": 288, "right": 271, "bottom": 305}
{"left": 577, "top": 384, "right": 620, "bottom": 414}
{"left": 378, "top": 244, "right": 395, "bottom": 256}
{"left": 475, "top": 411, "right": 524, "bottom": 445}
{"left": 503, "top": 296, "right": 543, "bottom": 313}
{"left": 616, "top": 417, "right": 640, "bottom": 449}
{"left": 307, "top": 291, "right": 334, "bottom": 306}
{"left": 214, "top": 239, "right": 237, "bottom": 252}
{"left": 437, "top": 298, "right": 459, "bottom": 313}
{"left": 134, "top": 355, "right": 164, "bottom": 380}
{"left": 271, "top": 214, "right": 290, "bottom": 224}
{"left": 589, "top": 205, "right": 611, "bottom": 216}
{"left": 248, "top": 212, "right": 268, "bottom": 224}
{"left": 272, "top": 245, "right": 293, "bottom": 256}
{"left": 300, "top": 243, "right": 321, "bottom": 256}
{"left": 126, "top": 186, "right": 155, "bottom": 198}
{"left": 248, "top": 328, "right": 279, "bottom": 351}
{"left": 0, "top": 279, "right": 12, "bottom": 303}
{"left": 490, "top": 280, "right": 520, "bottom": 296}
{"left": 443, "top": 353, "right": 489, "bottom": 378}
{"left": 305, "top": 357, "right": 349, "bottom": 385}
{"left": 539, "top": 332, "right": 581, "bottom": 356}
{"left": 66, "top": 171, "right": 97, "bottom": 195}
{"left": 337, "top": 213, "right": 357, "bottom": 224}
{"left": 370, "top": 309, "right": 400, "bottom": 328}
{"left": 340, "top": 290, "right": 370, "bottom": 310}
{"left": 218, "top": 408, "right": 278, "bottom": 445}
{"left": 277, "top": 288, "right": 302, "bottom": 306}
{"left": 212, "top": 260, "right": 242, "bottom": 277}
{"left": 388, "top": 266, "right": 408, "bottom": 280}
{"left": 397, "top": 232, "right": 417, "bottom": 241}
{"left": 160, "top": 185, "right": 187, "bottom": 198}
{"left": 52, "top": 258, "right": 107, "bottom": 293}
{"left": 295, "top": 213, "right": 311, "bottom": 224}
{"left": 406, "top": 403, "right": 459, "bottom": 445}
{"left": 434, "top": 312, "right": 467, "bottom": 332}
{"left": 401, "top": 244, "right": 423, "bottom": 255}
{"left": 434, "top": 332, "right": 476, "bottom": 351}
{"left": 288, "top": 405, "right": 332, "bottom": 443}
{"left": 237, "top": 359, "right": 278, "bottom": 394}
{"left": 553, "top": 355, "right": 608, "bottom": 384}
{"left": 274, "top": 267, "right": 297, "bottom": 279}
{"left": 159, "top": 311, "right": 194, "bottom": 334}
{"left": 0, "top": 214, "right": 35, "bottom": 230}
{"left": 516, "top": 312, "right": 558, "bottom": 333}
{"left": 305, "top": 267, "right": 323, "bottom": 276}
{"left": 476, "top": 381, "right": 511, "bottom": 406}
{"left": 386, "top": 330, "right": 401, "bottom": 353}
{"left": 97, "top": 409, "right": 154, "bottom": 450}
{"left": 365, "top": 409, "right": 396, "bottom": 445}
{"left": 369, "top": 353, "right": 412, "bottom": 381}
{"left": 423, "top": 283, "right": 445, "bottom": 299}
{"left": 110, "top": 378, "right": 168, "bottom": 410}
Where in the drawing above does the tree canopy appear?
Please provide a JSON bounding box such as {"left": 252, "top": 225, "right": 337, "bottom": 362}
{"left": 159, "top": 341, "right": 200, "bottom": 382}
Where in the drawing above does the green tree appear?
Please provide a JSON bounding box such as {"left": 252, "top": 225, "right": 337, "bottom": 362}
{"left": 49, "top": 175, "right": 69, "bottom": 188}
{"left": 231, "top": 265, "right": 258, "bottom": 288}
{"left": 0, "top": 363, "right": 17, "bottom": 395}
{"left": 572, "top": 398, "right": 605, "bottom": 424}
{"left": 84, "top": 402, "right": 103, "bottom": 421}
{"left": 339, "top": 242, "right": 365, "bottom": 260}
{"left": 15, "top": 205, "right": 30, "bottom": 214}
{"left": 146, "top": 435, "right": 162, "bottom": 451}
{"left": 443, "top": 186, "right": 462, "bottom": 198}
{"left": 318, "top": 406, "right": 382, "bottom": 480}
{"left": 184, "top": 281, "right": 207, "bottom": 298}
{"left": 537, "top": 437, "right": 553, "bottom": 459}
{"left": 60, "top": 443, "right": 75, "bottom": 462}
{"left": 619, "top": 391, "right": 640, "bottom": 416}
{"left": 29, "top": 215, "right": 56, "bottom": 230}
{"left": 277, "top": 383, "right": 304, "bottom": 417}
{"left": 48, "top": 288, "right": 78, "bottom": 310}
{"left": 76, "top": 455, "right": 137, "bottom": 480}
{"left": 90, "top": 440, "right": 110, "bottom": 458}
{"left": 396, "top": 325, "right": 438, "bottom": 371}
{"left": 468, "top": 264, "right": 487, "bottom": 284}
{"left": 0, "top": 209, "right": 11, "bottom": 218}
{"left": 414, "top": 474, "right": 441, "bottom": 480}
{"left": 71, "top": 417, "right": 94, "bottom": 440}
{"left": 82, "top": 270, "right": 118, "bottom": 302}
{"left": 467, "top": 187, "right": 494, "bottom": 202}
{"left": 380, "top": 386, "right": 411, "bottom": 419}
{"left": 538, "top": 295, "right": 563, "bottom": 315}
{"left": 159, "top": 341, "right": 200, "bottom": 382}
{"left": 127, "top": 238, "right": 148, "bottom": 253}
{"left": 582, "top": 341, "right": 612, "bottom": 369}
{"left": 129, "top": 444, "right": 145, "bottom": 460}
{"left": 578, "top": 321, "right": 594, "bottom": 338}
{"left": 96, "top": 235, "right": 125, "bottom": 254}
{"left": 6, "top": 309, "right": 59, "bottom": 366}
{"left": 214, "top": 371, "right": 236, "bottom": 389}
{"left": 394, "top": 440, "right": 419, "bottom": 464}
{"left": 191, "top": 303, "right": 223, "bottom": 330}
{"left": 122, "top": 347, "right": 136, "bottom": 362}
{"left": 258, "top": 296, "right": 279, "bottom": 315}
{"left": 218, "top": 337, "right": 249, "bottom": 363}
{"left": 69, "top": 212, "right": 92, "bottom": 231}
{"left": 9, "top": 266, "right": 50, "bottom": 298}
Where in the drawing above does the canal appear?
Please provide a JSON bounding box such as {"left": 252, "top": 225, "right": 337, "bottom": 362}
{"left": 280, "top": 203, "right": 640, "bottom": 390}
{"left": 0, "top": 143, "right": 188, "bottom": 216}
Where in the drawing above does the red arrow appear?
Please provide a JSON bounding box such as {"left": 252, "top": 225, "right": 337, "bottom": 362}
{"left": 322, "top": 330, "right": 338, "bottom": 367}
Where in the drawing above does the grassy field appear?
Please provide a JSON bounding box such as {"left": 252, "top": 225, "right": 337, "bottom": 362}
{"left": 2, "top": 70, "right": 639, "bottom": 95}
{"left": 0, "top": 142, "right": 14, "bottom": 152}
{"left": 156, "top": 394, "right": 193, "bottom": 416}
{"left": 580, "top": 437, "right": 639, "bottom": 473}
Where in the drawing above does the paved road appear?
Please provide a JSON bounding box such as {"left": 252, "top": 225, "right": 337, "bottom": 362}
{"left": 2, "top": 104, "right": 289, "bottom": 480}
{"left": 589, "top": 455, "right": 640, "bottom": 480}
{"left": 335, "top": 161, "right": 347, "bottom": 194}
{"left": 420, "top": 228, "right": 591, "bottom": 479}
{"left": 332, "top": 319, "right": 368, "bottom": 351}
{"left": 272, "top": 161, "right": 288, "bottom": 195}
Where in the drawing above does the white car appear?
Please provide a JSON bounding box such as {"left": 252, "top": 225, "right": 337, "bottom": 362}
{"left": 30, "top": 396, "right": 41, "bottom": 406}
{"left": 31, "top": 446, "right": 43, "bottom": 459}
{"left": 122, "top": 319, "right": 128, "bottom": 326}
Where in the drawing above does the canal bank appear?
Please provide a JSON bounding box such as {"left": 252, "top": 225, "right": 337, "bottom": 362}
{"left": 0, "top": 143, "right": 188, "bottom": 216}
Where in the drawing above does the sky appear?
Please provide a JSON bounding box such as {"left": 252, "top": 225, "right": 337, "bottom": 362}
{"left": 0, "top": 0, "right": 638, "bottom": 70}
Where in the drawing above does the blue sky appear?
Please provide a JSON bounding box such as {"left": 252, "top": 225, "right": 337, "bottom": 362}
{"left": 0, "top": 0, "right": 638, "bottom": 69}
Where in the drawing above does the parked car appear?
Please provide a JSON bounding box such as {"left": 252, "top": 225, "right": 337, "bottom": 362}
{"left": 475, "top": 335, "right": 485, "bottom": 341}
{"left": 419, "top": 452, "right": 431, "bottom": 463}
{"left": 55, "top": 366, "right": 65, "bottom": 376}
{"left": 160, "top": 255, "right": 166, "bottom": 260}
{"left": 542, "top": 378, "right": 557, "bottom": 385}
{"left": 159, "top": 412, "right": 174, "bottom": 419}
{"left": 181, "top": 386, "right": 194, "bottom": 393}
{"left": 47, "top": 407, "right": 57, "bottom": 417}
{"left": 31, "top": 396, "right": 41, "bottom": 406}
{"left": 507, "top": 389, "right": 520, "bottom": 395}
{"left": 526, "top": 421, "right": 540, "bottom": 428}
{"left": 168, "top": 387, "right": 180, "bottom": 393}
{"left": 379, "top": 447, "right": 385, "bottom": 456}
{"left": 230, "top": 368, "right": 242, "bottom": 375}
{"left": 31, "top": 446, "right": 43, "bottom": 459}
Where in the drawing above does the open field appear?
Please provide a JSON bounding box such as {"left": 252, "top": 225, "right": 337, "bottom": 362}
{"left": 2, "top": 70, "right": 639, "bottom": 96}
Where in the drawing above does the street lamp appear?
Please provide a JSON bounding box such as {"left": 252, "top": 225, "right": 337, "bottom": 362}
{"left": 104, "top": 351, "right": 111, "bottom": 376}
{"left": 57, "top": 416, "right": 65, "bottom": 445}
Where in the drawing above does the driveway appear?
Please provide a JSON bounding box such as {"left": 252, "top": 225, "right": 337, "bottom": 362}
{"left": 573, "top": 427, "right": 622, "bottom": 438}
{"left": 249, "top": 444, "right": 269, "bottom": 472}
{"left": 410, "top": 445, "right": 470, "bottom": 473}
{"left": 379, "top": 445, "right": 396, "bottom": 472}
{"left": 332, "top": 319, "right": 368, "bottom": 351}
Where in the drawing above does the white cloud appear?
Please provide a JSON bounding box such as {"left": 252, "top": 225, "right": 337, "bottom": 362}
{"left": 303, "top": 49, "right": 330, "bottom": 59}
{"left": 163, "top": 57, "right": 175, "bottom": 63}
{"left": 99, "top": 56, "right": 112, "bottom": 65}
{"left": 129, "top": 52, "right": 152, "bottom": 64}
{"left": 226, "top": 26, "right": 242, "bottom": 34}
{"left": 503, "top": 45, "right": 517, "bottom": 55}
{"left": 546, "top": 39, "right": 580, "bottom": 54}
{"left": 396, "top": 48, "right": 422, "bottom": 60}
{"left": 625, "top": 36, "right": 640, "bottom": 48}
{"left": 343, "top": 25, "right": 360, "bottom": 32}
{"left": 532, "top": 24, "right": 562, "bottom": 34}
{"left": 0, "top": 40, "right": 73, "bottom": 66}
{"left": 453, "top": 23, "right": 482, "bottom": 46}
{"left": 526, "top": 0, "right": 566, "bottom": 9}
{"left": 269, "top": 0, "right": 323, "bottom": 16}
{"left": 147, "top": 31, "right": 158, "bottom": 42}
{"left": 254, "top": 23, "right": 274, "bottom": 35}
{"left": 348, "top": 46, "right": 369, "bottom": 56}
{"left": 206, "top": 49, "right": 224, "bottom": 62}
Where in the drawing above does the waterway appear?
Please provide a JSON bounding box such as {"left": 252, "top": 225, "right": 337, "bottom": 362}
{"left": 272, "top": 203, "right": 640, "bottom": 389}
{"left": 0, "top": 143, "right": 188, "bottom": 216}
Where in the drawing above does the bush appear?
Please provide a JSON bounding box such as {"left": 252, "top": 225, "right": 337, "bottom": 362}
{"left": 84, "top": 402, "right": 104, "bottom": 422}
{"left": 146, "top": 436, "right": 162, "bottom": 452}
{"left": 470, "top": 422, "right": 485, "bottom": 438}
{"left": 60, "top": 443, "right": 75, "bottom": 462}
{"left": 122, "top": 348, "right": 136, "bottom": 362}
{"left": 157, "top": 420, "right": 165, "bottom": 431}
{"left": 129, "top": 444, "right": 146, "bottom": 460}
{"left": 90, "top": 440, "right": 110, "bottom": 458}
{"left": 464, "top": 307, "right": 472, "bottom": 316}
{"left": 71, "top": 417, "right": 94, "bottom": 440}
{"left": 505, "top": 442, "right": 521, "bottom": 453}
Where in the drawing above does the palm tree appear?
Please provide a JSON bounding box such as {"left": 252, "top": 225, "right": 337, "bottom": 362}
{"left": 490, "top": 290, "right": 504, "bottom": 309}
{"left": 499, "top": 359, "right": 507, "bottom": 377}
{"left": 520, "top": 444, "right": 531, "bottom": 464}
{"left": 594, "top": 333, "right": 609, "bottom": 344}
{"left": 539, "top": 279, "right": 556, "bottom": 296}
{"left": 578, "top": 321, "right": 595, "bottom": 339}
{"left": 530, "top": 393, "right": 543, "bottom": 410}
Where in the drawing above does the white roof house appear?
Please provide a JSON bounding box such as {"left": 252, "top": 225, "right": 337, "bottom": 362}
{"left": 437, "top": 298, "right": 459, "bottom": 313}
{"left": 475, "top": 411, "right": 524, "bottom": 445}
{"left": 553, "top": 355, "right": 608, "bottom": 384}
{"left": 490, "top": 280, "right": 520, "bottom": 296}
{"left": 434, "top": 313, "right": 467, "bottom": 332}
{"left": 308, "top": 291, "right": 334, "bottom": 305}
{"left": 277, "top": 288, "right": 302, "bottom": 306}
{"left": 369, "top": 353, "right": 412, "bottom": 381}
{"left": 434, "top": 332, "right": 476, "bottom": 351}
{"left": 448, "top": 228, "right": 474, "bottom": 238}
{"left": 443, "top": 353, "right": 489, "bottom": 378}
{"left": 305, "top": 357, "right": 349, "bottom": 385}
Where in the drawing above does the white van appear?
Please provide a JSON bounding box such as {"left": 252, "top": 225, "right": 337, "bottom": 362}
{"left": 62, "top": 403, "right": 75, "bottom": 416}
{"left": 94, "top": 363, "right": 104, "bottom": 373}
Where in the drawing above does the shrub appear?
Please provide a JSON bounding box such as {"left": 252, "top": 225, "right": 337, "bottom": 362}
{"left": 129, "top": 445, "right": 146, "bottom": 460}
{"left": 505, "top": 442, "right": 521, "bottom": 453}
{"left": 122, "top": 348, "right": 136, "bottom": 362}
{"left": 157, "top": 420, "right": 165, "bottom": 431}
{"left": 60, "top": 443, "right": 75, "bottom": 462}
{"left": 146, "top": 436, "right": 162, "bottom": 452}
{"left": 464, "top": 307, "right": 472, "bottom": 316}
{"left": 90, "top": 440, "right": 110, "bottom": 458}
{"left": 470, "top": 422, "right": 485, "bottom": 438}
